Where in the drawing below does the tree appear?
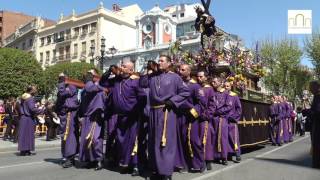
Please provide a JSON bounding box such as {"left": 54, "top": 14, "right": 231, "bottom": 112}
{"left": 0, "top": 48, "right": 44, "bottom": 98}
{"left": 259, "top": 38, "right": 303, "bottom": 99}
{"left": 42, "top": 62, "right": 98, "bottom": 96}
{"left": 305, "top": 30, "right": 320, "bottom": 78}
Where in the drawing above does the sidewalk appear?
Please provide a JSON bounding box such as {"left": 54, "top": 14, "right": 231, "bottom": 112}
{"left": 0, "top": 136, "right": 60, "bottom": 152}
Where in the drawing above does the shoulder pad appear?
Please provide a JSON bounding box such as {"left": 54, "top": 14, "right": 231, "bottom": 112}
{"left": 130, "top": 74, "right": 140, "bottom": 80}
{"left": 229, "top": 91, "right": 237, "bottom": 96}
{"left": 219, "top": 88, "right": 225, "bottom": 93}
{"left": 203, "top": 84, "right": 211, "bottom": 88}
{"left": 189, "top": 79, "right": 197, "bottom": 84}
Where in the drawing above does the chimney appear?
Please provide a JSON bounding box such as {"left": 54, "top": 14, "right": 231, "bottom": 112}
{"left": 112, "top": 4, "right": 121, "bottom": 12}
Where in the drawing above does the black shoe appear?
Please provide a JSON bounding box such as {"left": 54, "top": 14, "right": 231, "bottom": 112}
{"left": 178, "top": 168, "right": 187, "bottom": 173}
{"left": 277, "top": 143, "right": 282, "bottom": 146}
{"left": 25, "top": 151, "right": 36, "bottom": 156}
{"left": 94, "top": 161, "right": 103, "bottom": 171}
{"left": 235, "top": 156, "right": 241, "bottom": 163}
{"left": 206, "top": 162, "right": 212, "bottom": 170}
{"left": 132, "top": 167, "right": 139, "bottom": 176}
{"left": 200, "top": 166, "right": 206, "bottom": 173}
{"left": 3, "top": 136, "right": 9, "bottom": 141}
{"left": 162, "top": 175, "right": 172, "bottom": 180}
{"left": 271, "top": 143, "right": 276, "bottom": 146}
{"left": 19, "top": 151, "right": 26, "bottom": 156}
{"left": 62, "top": 159, "right": 73, "bottom": 168}
{"left": 222, "top": 160, "right": 228, "bottom": 166}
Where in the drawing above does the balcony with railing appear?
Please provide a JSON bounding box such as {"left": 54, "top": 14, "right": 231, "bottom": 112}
{"left": 72, "top": 53, "right": 78, "bottom": 59}
{"left": 65, "top": 53, "right": 71, "bottom": 60}
{"left": 58, "top": 54, "right": 64, "bottom": 61}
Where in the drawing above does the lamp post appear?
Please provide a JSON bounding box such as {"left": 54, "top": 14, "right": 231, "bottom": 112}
{"left": 89, "top": 36, "right": 118, "bottom": 73}
{"left": 100, "top": 36, "right": 106, "bottom": 71}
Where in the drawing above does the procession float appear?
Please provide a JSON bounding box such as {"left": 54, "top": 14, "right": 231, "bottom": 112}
{"left": 169, "top": 0, "right": 271, "bottom": 148}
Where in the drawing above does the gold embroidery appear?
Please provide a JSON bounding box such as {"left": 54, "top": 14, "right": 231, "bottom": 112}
{"left": 86, "top": 121, "right": 96, "bottom": 149}
{"left": 131, "top": 136, "right": 138, "bottom": 156}
{"left": 218, "top": 117, "right": 223, "bottom": 152}
{"left": 187, "top": 123, "right": 194, "bottom": 158}
{"left": 234, "top": 124, "right": 238, "bottom": 151}
{"left": 190, "top": 108, "right": 199, "bottom": 119}
{"left": 63, "top": 112, "right": 71, "bottom": 141}
{"left": 203, "top": 121, "right": 208, "bottom": 159}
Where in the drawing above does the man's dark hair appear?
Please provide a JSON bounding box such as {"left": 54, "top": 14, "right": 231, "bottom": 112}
{"left": 159, "top": 54, "right": 171, "bottom": 63}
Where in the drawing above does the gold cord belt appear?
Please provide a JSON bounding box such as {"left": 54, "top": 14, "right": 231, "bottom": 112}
{"left": 151, "top": 105, "right": 168, "bottom": 147}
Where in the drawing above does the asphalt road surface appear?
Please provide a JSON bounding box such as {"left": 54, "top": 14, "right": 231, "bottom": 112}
{"left": 0, "top": 135, "right": 319, "bottom": 180}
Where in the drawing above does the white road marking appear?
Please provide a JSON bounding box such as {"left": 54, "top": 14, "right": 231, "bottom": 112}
{"left": 0, "top": 147, "right": 60, "bottom": 154}
{"left": 191, "top": 135, "right": 310, "bottom": 180}
{"left": 0, "top": 161, "right": 44, "bottom": 169}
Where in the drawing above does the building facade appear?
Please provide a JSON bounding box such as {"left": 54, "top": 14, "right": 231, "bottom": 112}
{"left": 34, "top": 3, "right": 142, "bottom": 68}
{"left": 108, "top": 3, "right": 245, "bottom": 72}
{"left": 4, "top": 17, "right": 55, "bottom": 54}
{"left": 0, "top": 11, "right": 38, "bottom": 47}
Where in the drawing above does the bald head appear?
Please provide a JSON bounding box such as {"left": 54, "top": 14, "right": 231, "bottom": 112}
{"left": 120, "top": 60, "right": 134, "bottom": 78}
{"left": 179, "top": 64, "right": 191, "bottom": 79}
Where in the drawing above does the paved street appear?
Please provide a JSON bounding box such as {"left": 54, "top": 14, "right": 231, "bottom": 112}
{"left": 0, "top": 134, "right": 318, "bottom": 180}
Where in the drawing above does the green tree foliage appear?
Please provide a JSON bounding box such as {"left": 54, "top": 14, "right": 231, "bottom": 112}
{"left": 0, "top": 48, "right": 44, "bottom": 98}
{"left": 260, "top": 38, "right": 303, "bottom": 99}
{"left": 305, "top": 30, "right": 320, "bottom": 78}
{"left": 42, "top": 62, "right": 98, "bottom": 96}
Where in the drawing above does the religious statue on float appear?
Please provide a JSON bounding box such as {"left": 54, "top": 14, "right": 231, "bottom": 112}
{"left": 194, "top": 0, "right": 218, "bottom": 49}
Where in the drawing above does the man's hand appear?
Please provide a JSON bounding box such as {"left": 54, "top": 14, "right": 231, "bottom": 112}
{"left": 165, "top": 100, "right": 175, "bottom": 110}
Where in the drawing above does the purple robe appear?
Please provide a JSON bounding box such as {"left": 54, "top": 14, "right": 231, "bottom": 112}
{"left": 286, "top": 102, "right": 294, "bottom": 141}
{"left": 280, "top": 102, "right": 289, "bottom": 143}
{"left": 275, "top": 103, "right": 284, "bottom": 144}
{"left": 310, "top": 94, "right": 320, "bottom": 168}
{"left": 176, "top": 79, "right": 205, "bottom": 171}
{"left": 226, "top": 91, "right": 242, "bottom": 156}
{"left": 140, "top": 72, "right": 190, "bottom": 176}
{"left": 79, "top": 81, "right": 106, "bottom": 162}
{"left": 269, "top": 103, "right": 278, "bottom": 144}
{"left": 108, "top": 76, "right": 146, "bottom": 167}
{"left": 18, "top": 94, "right": 43, "bottom": 152}
{"left": 207, "top": 89, "right": 232, "bottom": 160}
{"left": 200, "top": 85, "right": 216, "bottom": 161}
{"left": 56, "top": 82, "right": 79, "bottom": 158}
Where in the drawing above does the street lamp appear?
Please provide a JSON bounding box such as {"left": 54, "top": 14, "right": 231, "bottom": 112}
{"left": 89, "top": 36, "right": 118, "bottom": 73}
{"left": 100, "top": 36, "right": 106, "bottom": 71}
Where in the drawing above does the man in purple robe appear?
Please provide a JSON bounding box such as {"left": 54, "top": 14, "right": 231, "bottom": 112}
{"left": 310, "top": 80, "right": 320, "bottom": 168}
{"left": 279, "top": 96, "right": 289, "bottom": 143}
{"left": 55, "top": 73, "right": 80, "bottom": 168}
{"left": 197, "top": 71, "right": 215, "bottom": 170}
{"left": 275, "top": 96, "right": 284, "bottom": 146}
{"left": 105, "top": 60, "right": 146, "bottom": 176}
{"left": 78, "top": 69, "right": 106, "bottom": 170}
{"left": 224, "top": 82, "right": 242, "bottom": 163}
{"left": 177, "top": 64, "right": 205, "bottom": 172}
{"left": 284, "top": 96, "right": 294, "bottom": 142}
{"left": 140, "top": 55, "right": 190, "bottom": 180}
{"left": 269, "top": 96, "right": 278, "bottom": 146}
{"left": 18, "top": 85, "right": 44, "bottom": 156}
{"left": 208, "top": 77, "right": 232, "bottom": 165}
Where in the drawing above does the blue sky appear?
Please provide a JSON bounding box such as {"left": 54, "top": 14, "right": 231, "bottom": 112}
{"left": 1, "top": 0, "right": 319, "bottom": 67}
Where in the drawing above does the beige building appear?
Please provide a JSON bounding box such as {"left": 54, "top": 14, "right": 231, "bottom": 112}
{"left": 0, "top": 11, "right": 38, "bottom": 47}
{"left": 4, "top": 17, "right": 55, "bottom": 54}
{"left": 34, "top": 3, "right": 142, "bottom": 68}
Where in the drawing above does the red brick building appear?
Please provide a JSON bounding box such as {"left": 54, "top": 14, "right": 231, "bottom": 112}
{"left": 0, "top": 11, "right": 35, "bottom": 47}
